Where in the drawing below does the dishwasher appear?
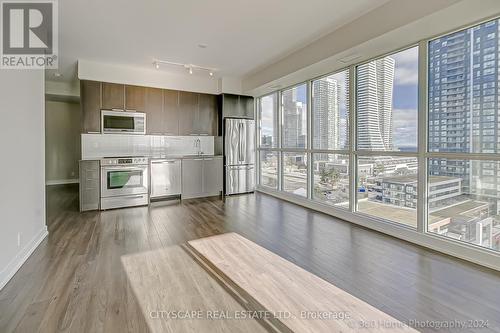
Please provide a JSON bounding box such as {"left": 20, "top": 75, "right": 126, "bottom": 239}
{"left": 150, "top": 159, "right": 182, "bottom": 199}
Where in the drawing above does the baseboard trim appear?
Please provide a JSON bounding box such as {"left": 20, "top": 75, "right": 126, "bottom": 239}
{"left": 0, "top": 226, "right": 48, "bottom": 291}
{"left": 46, "top": 179, "right": 79, "bottom": 186}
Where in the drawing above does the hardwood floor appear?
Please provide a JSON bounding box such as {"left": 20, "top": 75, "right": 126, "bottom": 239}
{"left": 1, "top": 184, "right": 500, "bottom": 332}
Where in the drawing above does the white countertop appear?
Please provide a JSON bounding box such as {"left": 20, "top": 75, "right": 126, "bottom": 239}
{"left": 81, "top": 154, "right": 223, "bottom": 161}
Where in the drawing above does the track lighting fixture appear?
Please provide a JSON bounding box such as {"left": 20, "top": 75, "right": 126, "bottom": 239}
{"left": 152, "top": 59, "right": 216, "bottom": 77}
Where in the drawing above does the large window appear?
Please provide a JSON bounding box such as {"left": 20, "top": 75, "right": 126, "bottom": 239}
{"left": 282, "top": 84, "right": 307, "bottom": 149}
{"left": 259, "top": 151, "right": 278, "bottom": 189}
{"left": 355, "top": 46, "right": 419, "bottom": 228}
{"left": 356, "top": 46, "right": 418, "bottom": 152}
{"left": 312, "top": 154, "right": 349, "bottom": 208}
{"left": 283, "top": 152, "right": 307, "bottom": 197}
{"left": 259, "top": 94, "right": 278, "bottom": 148}
{"left": 357, "top": 156, "right": 418, "bottom": 228}
{"left": 427, "top": 19, "right": 500, "bottom": 252}
{"left": 427, "top": 159, "right": 500, "bottom": 250}
{"left": 312, "top": 70, "right": 349, "bottom": 150}
{"left": 256, "top": 17, "right": 500, "bottom": 257}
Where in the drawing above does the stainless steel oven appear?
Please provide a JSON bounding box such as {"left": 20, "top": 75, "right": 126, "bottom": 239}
{"left": 101, "top": 110, "right": 146, "bottom": 134}
{"left": 100, "top": 157, "right": 149, "bottom": 210}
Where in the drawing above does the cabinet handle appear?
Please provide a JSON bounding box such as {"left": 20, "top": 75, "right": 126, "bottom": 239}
{"left": 152, "top": 160, "right": 176, "bottom": 164}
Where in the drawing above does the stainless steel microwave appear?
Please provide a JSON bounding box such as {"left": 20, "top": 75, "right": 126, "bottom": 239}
{"left": 101, "top": 110, "right": 146, "bottom": 134}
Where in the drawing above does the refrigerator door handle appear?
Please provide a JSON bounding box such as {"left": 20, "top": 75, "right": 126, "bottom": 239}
{"left": 239, "top": 123, "right": 244, "bottom": 162}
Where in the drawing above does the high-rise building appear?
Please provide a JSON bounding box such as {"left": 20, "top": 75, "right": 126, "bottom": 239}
{"left": 428, "top": 19, "right": 500, "bottom": 214}
{"left": 282, "top": 88, "right": 306, "bottom": 148}
{"left": 313, "top": 78, "right": 340, "bottom": 159}
{"left": 356, "top": 57, "right": 395, "bottom": 151}
{"left": 343, "top": 71, "right": 350, "bottom": 150}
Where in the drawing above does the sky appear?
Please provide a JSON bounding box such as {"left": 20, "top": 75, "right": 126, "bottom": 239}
{"left": 259, "top": 46, "right": 419, "bottom": 150}
{"left": 391, "top": 46, "right": 418, "bottom": 149}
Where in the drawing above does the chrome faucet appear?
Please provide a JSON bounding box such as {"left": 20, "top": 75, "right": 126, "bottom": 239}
{"left": 194, "top": 138, "right": 203, "bottom": 156}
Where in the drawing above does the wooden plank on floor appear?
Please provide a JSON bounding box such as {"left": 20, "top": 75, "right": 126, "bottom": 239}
{"left": 120, "top": 245, "right": 269, "bottom": 333}
{"left": 188, "top": 232, "right": 418, "bottom": 333}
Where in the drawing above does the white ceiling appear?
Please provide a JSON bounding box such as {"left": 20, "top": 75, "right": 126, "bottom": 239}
{"left": 47, "top": 0, "right": 390, "bottom": 83}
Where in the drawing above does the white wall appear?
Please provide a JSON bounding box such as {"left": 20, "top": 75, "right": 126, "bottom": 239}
{"left": 45, "top": 80, "right": 80, "bottom": 97}
{"left": 79, "top": 59, "right": 221, "bottom": 94}
{"left": 45, "top": 100, "right": 81, "bottom": 184}
{"left": 78, "top": 59, "right": 244, "bottom": 95}
{"left": 0, "top": 70, "right": 47, "bottom": 290}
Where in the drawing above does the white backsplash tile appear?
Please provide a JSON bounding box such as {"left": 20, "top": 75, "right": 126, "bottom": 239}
{"left": 82, "top": 134, "right": 214, "bottom": 159}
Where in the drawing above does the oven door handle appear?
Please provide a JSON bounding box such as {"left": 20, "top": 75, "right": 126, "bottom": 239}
{"left": 101, "top": 166, "right": 147, "bottom": 171}
{"left": 123, "top": 195, "right": 146, "bottom": 199}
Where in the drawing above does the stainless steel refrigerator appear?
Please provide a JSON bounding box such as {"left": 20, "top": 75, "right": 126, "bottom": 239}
{"left": 224, "top": 118, "right": 255, "bottom": 195}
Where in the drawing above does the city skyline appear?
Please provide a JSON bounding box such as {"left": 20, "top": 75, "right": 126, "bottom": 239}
{"left": 260, "top": 47, "right": 418, "bottom": 151}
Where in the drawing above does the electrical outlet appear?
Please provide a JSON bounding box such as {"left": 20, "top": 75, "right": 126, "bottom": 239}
{"left": 71, "top": 171, "right": 75, "bottom": 177}
{"left": 17, "top": 232, "right": 21, "bottom": 247}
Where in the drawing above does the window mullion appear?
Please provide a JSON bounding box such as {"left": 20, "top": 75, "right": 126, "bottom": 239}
{"left": 307, "top": 81, "right": 313, "bottom": 200}
{"left": 417, "top": 40, "right": 429, "bottom": 234}
{"left": 348, "top": 65, "right": 357, "bottom": 213}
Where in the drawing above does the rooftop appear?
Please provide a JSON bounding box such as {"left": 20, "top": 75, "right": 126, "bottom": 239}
{"left": 358, "top": 200, "right": 423, "bottom": 228}
{"left": 379, "top": 174, "right": 460, "bottom": 185}
{"left": 358, "top": 198, "right": 490, "bottom": 228}
{"left": 431, "top": 200, "right": 490, "bottom": 221}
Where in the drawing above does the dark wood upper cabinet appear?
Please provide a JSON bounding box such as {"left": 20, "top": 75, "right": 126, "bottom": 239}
{"left": 101, "top": 82, "right": 125, "bottom": 110}
{"left": 144, "top": 87, "right": 163, "bottom": 135}
{"left": 178, "top": 91, "right": 198, "bottom": 136}
{"left": 198, "top": 93, "right": 217, "bottom": 135}
{"left": 80, "top": 80, "right": 219, "bottom": 136}
{"left": 125, "top": 85, "right": 146, "bottom": 111}
{"left": 163, "top": 89, "right": 180, "bottom": 136}
{"left": 81, "top": 80, "right": 101, "bottom": 133}
{"left": 221, "top": 94, "right": 254, "bottom": 119}
{"left": 240, "top": 95, "right": 255, "bottom": 119}
{"left": 222, "top": 94, "right": 239, "bottom": 118}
